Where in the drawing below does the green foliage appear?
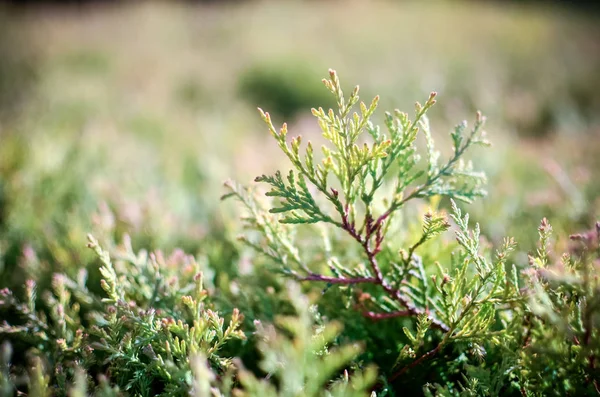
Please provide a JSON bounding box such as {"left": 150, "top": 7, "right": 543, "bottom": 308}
{"left": 230, "top": 69, "right": 490, "bottom": 327}
{"left": 1, "top": 68, "right": 599, "bottom": 396}
{"left": 0, "top": 234, "right": 246, "bottom": 395}
{"left": 234, "top": 283, "right": 376, "bottom": 397}
{"left": 1, "top": 2, "right": 600, "bottom": 394}
{"left": 506, "top": 220, "right": 600, "bottom": 395}
{"left": 227, "top": 70, "right": 600, "bottom": 396}
{"left": 0, "top": 232, "right": 375, "bottom": 395}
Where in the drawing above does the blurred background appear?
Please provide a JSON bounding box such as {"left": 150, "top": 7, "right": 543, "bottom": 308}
{"left": 0, "top": 0, "right": 599, "bottom": 286}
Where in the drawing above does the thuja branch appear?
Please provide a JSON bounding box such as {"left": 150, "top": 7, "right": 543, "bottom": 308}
{"left": 238, "top": 69, "right": 488, "bottom": 331}
{"left": 339, "top": 206, "right": 449, "bottom": 330}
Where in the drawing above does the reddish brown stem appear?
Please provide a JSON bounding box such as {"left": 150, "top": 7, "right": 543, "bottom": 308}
{"left": 389, "top": 342, "right": 444, "bottom": 382}
{"left": 299, "top": 274, "right": 378, "bottom": 285}
{"left": 336, "top": 204, "right": 450, "bottom": 331}
{"left": 363, "top": 310, "right": 412, "bottom": 320}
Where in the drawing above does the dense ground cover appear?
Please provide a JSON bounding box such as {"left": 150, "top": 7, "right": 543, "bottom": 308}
{"left": 0, "top": 1, "right": 599, "bottom": 395}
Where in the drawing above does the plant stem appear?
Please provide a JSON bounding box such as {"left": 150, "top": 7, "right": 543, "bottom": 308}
{"left": 390, "top": 337, "right": 447, "bottom": 382}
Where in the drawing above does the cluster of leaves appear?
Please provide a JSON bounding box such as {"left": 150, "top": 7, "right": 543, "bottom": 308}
{"left": 229, "top": 69, "right": 491, "bottom": 333}
{"left": 508, "top": 220, "right": 600, "bottom": 395}
{"left": 226, "top": 70, "right": 600, "bottom": 395}
{"left": 421, "top": 218, "right": 600, "bottom": 397}
{"left": 0, "top": 234, "right": 374, "bottom": 396}
{"left": 0, "top": 234, "right": 245, "bottom": 395}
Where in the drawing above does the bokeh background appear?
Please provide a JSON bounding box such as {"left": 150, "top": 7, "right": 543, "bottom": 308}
{"left": 0, "top": 0, "right": 599, "bottom": 287}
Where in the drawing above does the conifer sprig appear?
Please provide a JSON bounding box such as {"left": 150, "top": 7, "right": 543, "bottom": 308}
{"left": 232, "top": 70, "right": 489, "bottom": 328}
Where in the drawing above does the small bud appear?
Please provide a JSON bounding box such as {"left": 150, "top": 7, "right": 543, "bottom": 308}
{"left": 440, "top": 274, "right": 451, "bottom": 291}
{"left": 56, "top": 339, "right": 67, "bottom": 350}
{"left": 182, "top": 296, "right": 194, "bottom": 307}
{"left": 231, "top": 308, "right": 244, "bottom": 324}
{"left": 428, "top": 92, "right": 437, "bottom": 105}
{"left": 539, "top": 218, "right": 551, "bottom": 234}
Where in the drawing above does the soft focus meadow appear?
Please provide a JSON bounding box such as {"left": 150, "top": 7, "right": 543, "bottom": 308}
{"left": 0, "top": 1, "right": 599, "bottom": 395}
